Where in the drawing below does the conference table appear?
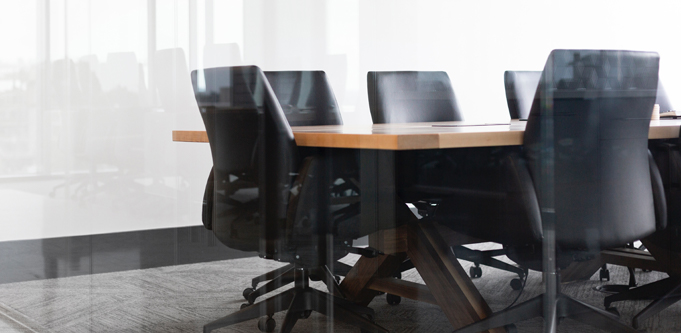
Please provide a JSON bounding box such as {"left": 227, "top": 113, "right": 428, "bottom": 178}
{"left": 173, "top": 119, "right": 681, "bottom": 332}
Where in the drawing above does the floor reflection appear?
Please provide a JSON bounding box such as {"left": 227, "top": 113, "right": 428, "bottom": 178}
{"left": 0, "top": 226, "right": 254, "bottom": 285}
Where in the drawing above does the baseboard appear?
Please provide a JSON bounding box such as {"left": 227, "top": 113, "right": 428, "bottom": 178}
{"left": 0, "top": 226, "right": 255, "bottom": 285}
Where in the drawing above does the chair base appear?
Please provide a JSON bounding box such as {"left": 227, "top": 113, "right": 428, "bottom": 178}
{"left": 245, "top": 262, "right": 353, "bottom": 303}
{"left": 453, "top": 293, "right": 638, "bottom": 333}
{"left": 604, "top": 276, "right": 681, "bottom": 328}
{"left": 452, "top": 245, "right": 526, "bottom": 283}
{"left": 206, "top": 267, "right": 387, "bottom": 333}
{"left": 251, "top": 264, "right": 295, "bottom": 289}
{"left": 594, "top": 265, "right": 638, "bottom": 294}
{"left": 245, "top": 265, "right": 295, "bottom": 304}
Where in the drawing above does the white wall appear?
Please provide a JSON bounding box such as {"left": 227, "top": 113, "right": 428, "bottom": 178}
{"left": 1, "top": 0, "right": 680, "bottom": 241}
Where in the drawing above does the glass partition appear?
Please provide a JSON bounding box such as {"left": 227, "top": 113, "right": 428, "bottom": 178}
{"left": 0, "top": 1, "right": 680, "bottom": 332}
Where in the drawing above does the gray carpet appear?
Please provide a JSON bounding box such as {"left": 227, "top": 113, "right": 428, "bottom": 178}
{"left": 0, "top": 247, "right": 679, "bottom": 333}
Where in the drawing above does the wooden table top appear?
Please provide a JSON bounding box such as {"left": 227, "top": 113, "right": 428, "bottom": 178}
{"left": 173, "top": 119, "right": 681, "bottom": 150}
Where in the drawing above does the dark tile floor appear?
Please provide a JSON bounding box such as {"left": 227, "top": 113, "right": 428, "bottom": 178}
{"left": 0, "top": 226, "right": 254, "bottom": 284}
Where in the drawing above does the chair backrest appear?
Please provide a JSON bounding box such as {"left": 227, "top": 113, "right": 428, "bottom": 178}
{"left": 504, "top": 70, "right": 672, "bottom": 119}
{"left": 524, "top": 49, "right": 659, "bottom": 250}
{"left": 504, "top": 70, "right": 541, "bottom": 120}
{"left": 647, "top": 82, "right": 679, "bottom": 254}
{"left": 265, "top": 71, "right": 343, "bottom": 126}
{"left": 191, "top": 66, "right": 298, "bottom": 255}
{"left": 367, "top": 71, "right": 462, "bottom": 123}
{"left": 656, "top": 79, "right": 674, "bottom": 113}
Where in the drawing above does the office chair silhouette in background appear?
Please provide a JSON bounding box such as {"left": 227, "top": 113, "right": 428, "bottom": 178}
{"left": 504, "top": 70, "right": 541, "bottom": 121}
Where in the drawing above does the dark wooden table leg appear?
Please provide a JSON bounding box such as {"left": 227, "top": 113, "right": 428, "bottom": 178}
{"left": 407, "top": 222, "right": 506, "bottom": 333}
{"left": 340, "top": 253, "right": 407, "bottom": 306}
{"left": 345, "top": 148, "right": 504, "bottom": 331}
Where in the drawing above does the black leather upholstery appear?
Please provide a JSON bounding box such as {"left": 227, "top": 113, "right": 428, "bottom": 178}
{"left": 452, "top": 49, "right": 663, "bottom": 333}
{"left": 646, "top": 142, "right": 679, "bottom": 252}
{"left": 368, "top": 71, "right": 462, "bottom": 123}
{"left": 504, "top": 70, "right": 541, "bottom": 120}
{"left": 193, "top": 66, "right": 297, "bottom": 255}
{"left": 200, "top": 70, "right": 347, "bottom": 231}
{"left": 264, "top": 70, "right": 360, "bottom": 239}
{"left": 193, "top": 66, "right": 386, "bottom": 333}
{"left": 523, "top": 50, "right": 659, "bottom": 250}
{"left": 603, "top": 134, "right": 681, "bottom": 329}
{"left": 264, "top": 71, "right": 343, "bottom": 126}
{"left": 198, "top": 69, "right": 362, "bottom": 309}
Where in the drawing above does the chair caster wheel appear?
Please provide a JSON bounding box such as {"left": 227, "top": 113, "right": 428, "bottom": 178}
{"left": 469, "top": 266, "right": 482, "bottom": 279}
{"left": 606, "top": 307, "right": 620, "bottom": 317}
{"left": 258, "top": 316, "right": 276, "bottom": 332}
{"left": 299, "top": 310, "right": 312, "bottom": 319}
{"left": 243, "top": 287, "right": 255, "bottom": 300}
{"left": 240, "top": 303, "right": 250, "bottom": 310}
{"left": 510, "top": 278, "right": 523, "bottom": 291}
{"left": 599, "top": 268, "right": 610, "bottom": 282}
{"left": 504, "top": 324, "right": 518, "bottom": 333}
{"left": 386, "top": 293, "right": 401, "bottom": 305}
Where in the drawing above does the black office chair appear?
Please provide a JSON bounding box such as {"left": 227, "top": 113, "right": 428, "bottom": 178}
{"left": 604, "top": 121, "right": 681, "bottom": 329}
{"left": 368, "top": 71, "right": 527, "bottom": 288}
{"left": 193, "top": 66, "right": 386, "bottom": 333}
{"left": 265, "top": 70, "right": 343, "bottom": 126}
{"left": 368, "top": 71, "right": 462, "bottom": 124}
{"left": 202, "top": 70, "right": 346, "bottom": 231}
{"left": 446, "top": 50, "right": 663, "bottom": 333}
{"left": 504, "top": 72, "right": 673, "bottom": 121}
{"left": 504, "top": 70, "right": 656, "bottom": 290}
{"left": 504, "top": 70, "right": 541, "bottom": 120}
{"left": 593, "top": 78, "right": 676, "bottom": 292}
{"left": 235, "top": 70, "right": 358, "bottom": 304}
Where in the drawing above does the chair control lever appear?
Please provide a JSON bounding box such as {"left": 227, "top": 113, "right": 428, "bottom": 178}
{"left": 346, "top": 247, "right": 383, "bottom": 258}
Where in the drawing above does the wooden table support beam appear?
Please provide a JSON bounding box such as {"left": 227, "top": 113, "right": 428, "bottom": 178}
{"left": 367, "top": 277, "right": 438, "bottom": 306}
{"left": 407, "top": 223, "right": 505, "bottom": 333}
{"left": 340, "top": 253, "right": 407, "bottom": 306}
